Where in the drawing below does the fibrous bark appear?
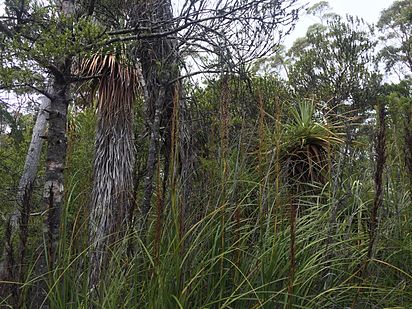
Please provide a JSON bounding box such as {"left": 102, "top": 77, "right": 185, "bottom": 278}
{"left": 88, "top": 55, "right": 136, "bottom": 290}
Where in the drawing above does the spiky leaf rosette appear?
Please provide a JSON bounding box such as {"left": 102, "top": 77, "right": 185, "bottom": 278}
{"left": 282, "top": 100, "right": 343, "bottom": 186}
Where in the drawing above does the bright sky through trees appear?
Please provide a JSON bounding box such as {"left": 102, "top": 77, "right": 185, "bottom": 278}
{"left": 284, "top": 0, "right": 395, "bottom": 47}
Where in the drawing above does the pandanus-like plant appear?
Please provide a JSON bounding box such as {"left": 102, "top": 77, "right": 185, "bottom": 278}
{"left": 280, "top": 100, "right": 343, "bottom": 306}
{"left": 80, "top": 52, "right": 140, "bottom": 290}
{"left": 282, "top": 100, "right": 343, "bottom": 187}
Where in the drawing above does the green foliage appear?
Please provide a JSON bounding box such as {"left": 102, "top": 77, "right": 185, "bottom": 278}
{"left": 1, "top": 72, "right": 412, "bottom": 308}
{"left": 383, "top": 79, "right": 412, "bottom": 193}
{"left": 10, "top": 98, "right": 412, "bottom": 308}
{"left": 65, "top": 106, "right": 96, "bottom": 221}
{"left": 1, "top": 109, "right": 45, "bottom": 207}
{"left": 0, "top": 109, "right": 44, "bottom": 253}
{"left": 288, "top": 14, "right": 381, "bottom": 110}
{"left": 306, "top": 1, "right": 331, "bottom": 17}
{"left": 251, "top": 45, "right": 289, "bottom": 75}
{"left": 0, "top": 1, "right": 108, "bottom": 93}
{"left": 284, "top": 100, "right": 343, "bottom": 149}
{"left": 377, "top": 0, "right": 412, "bottom": 75}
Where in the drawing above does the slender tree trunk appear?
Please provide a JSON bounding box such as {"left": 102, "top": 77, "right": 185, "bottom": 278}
{"left": 132, "top": 5, "right": 196, "bottom": 274}
{"left": 353, "top": 102, "right": 386, "bottom": 308}
{"left": 0, "top": 97, "right": 50, "bottom": 306}
{"left": 42, "top": 81, "right": 71, "bottom": 270}
{"left": 32, "top": 80, "right": 71, "bottom": 308}
{"left": 367, "top": 103, "right": 386, "bottom": 263}
{"left": 133, "top": 0, "right": 189, "bottom": 235}
{"left": 177, "top": 90, "right": 195, "bottom": 238}
{"left": 17, "top": 97, "right": 50, "bottom": 213}
{"left": 404, "top": 105, "right": 412, "bottom": 199}
{"left": 134, "top": 6, "right": 171, "bottom": 232}
{"left": 141, "top": 86, "right": 165, "bottom": 222}
{"left": 39, "top": 0, "right": 74, "bottom": 275}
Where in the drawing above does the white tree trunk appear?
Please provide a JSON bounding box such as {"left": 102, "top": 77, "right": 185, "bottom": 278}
{"left": 13, "top": 97, "right": 50, "bottom": 226}
{"left": 0, "top": 96, "right": 50, "bottom": 303}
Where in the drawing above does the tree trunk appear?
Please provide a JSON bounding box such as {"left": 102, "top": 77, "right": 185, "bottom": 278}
{"left": 17, "top": 97, "right": 50, "bottom": 213}
{"left": 39, "top": 0, "right": 74, "bottom": 273}
{"left": 133, "top": 0, "right": 181, "bottom": 231}
{"left": 42, "top": 81, "right": 70, "bottom": 269}
{"left": 0, "top": 97, "right": 50, "bottom": 306}
{"left": 33, "top": 80, "right": 71, "bottom": 308}
{"left": 177, "top": 87, "right": 195, "bottom": 239}
{"left": 88, "top": 69, "right": 135, "bottom": 291}
{"left": 141, "top": 86, "right": 165, "bottom": 225}
{"left": 405, "top": 105, "right": 412, "bottom": 199}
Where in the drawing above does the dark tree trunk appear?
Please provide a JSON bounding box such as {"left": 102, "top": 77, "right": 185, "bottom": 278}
{"left": 367, "top": 103, "right": 386, "bottom": 261}
{"left": 38, "top": 0, "right": 74, "bottom": 284}
{"left": 141, "top": 86, "right": 165, "bottom": 225}
{"left": 133, "top": 0, "right": 186, "bottom": 233}
{"left": 404, "top": 105, "right": 412, "bottom": 199}
{"left": 43, "top": 81, "right": 70, "bottom": 269}
{"left": 33, "top": 79, "right": 71, "bottom": 308}
{"left": 177, "top": 87, "right": 195, "bottom": 238}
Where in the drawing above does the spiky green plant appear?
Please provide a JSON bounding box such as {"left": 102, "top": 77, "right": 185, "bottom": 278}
{"left": 283, "top": 100, "right": 343, "bottom": 186}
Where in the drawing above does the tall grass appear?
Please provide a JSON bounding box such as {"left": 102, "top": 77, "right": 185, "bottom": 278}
{"left": 33, "top": 175, "right": 411, "bottom": 308}
{"left": 4, "top": 175, "right": 411, "bottom": 308}
{"left": 2, "top": 92, "right": 412, "bottom": 308}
